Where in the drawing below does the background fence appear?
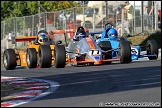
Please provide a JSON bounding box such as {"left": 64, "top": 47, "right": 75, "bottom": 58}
{"left": 1, "top": 1, "right": 161, "bottom": 50}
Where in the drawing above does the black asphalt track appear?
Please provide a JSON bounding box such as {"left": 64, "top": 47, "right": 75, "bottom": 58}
{"left": 1, "top": 60, "right": 161, "bottom": 107}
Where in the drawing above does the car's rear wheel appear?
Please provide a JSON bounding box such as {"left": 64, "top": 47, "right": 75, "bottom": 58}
{"left": 119, "top": 40, "right": 132, "bottom": 63}
{"left": 38, "top": 45, "right": 52, "bottom": 68}
{"left": 26, "top": 48, "right": 37, "bottom": 68}
{"left": 146, "top": 40, "right": 158, "bottom": 60}
{"left": 3, "top": 49, "right": 17, "bottom": 70}
{"left": 54, "top": 45, "right": 66, "bottom": 68}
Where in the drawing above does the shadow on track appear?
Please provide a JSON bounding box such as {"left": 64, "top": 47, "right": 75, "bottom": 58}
{"left": 1, "top": 60, "right": 161, "bottom": 101}
{"left": 34, "top": 65, "right": 161, "bottom": 100}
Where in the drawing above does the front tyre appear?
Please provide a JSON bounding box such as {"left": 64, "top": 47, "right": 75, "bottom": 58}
{"left": 119, "top": 40, "right": 132, "bottom": 63}
{"left": 3, "top": 49, "right": 17, "bottom": 70}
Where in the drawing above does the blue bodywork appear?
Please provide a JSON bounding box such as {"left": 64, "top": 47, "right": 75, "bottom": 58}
{"left": 89, "top": 23, "right": 158, "bottom": 60}
{"left": 90, "top": 27, "right": 122, "bottom": 59}
{"left": 131, "top": 45, "right": 141, "bottom": 60}
{"left": 130, "top": 45, "right": 157, "bottom": 60}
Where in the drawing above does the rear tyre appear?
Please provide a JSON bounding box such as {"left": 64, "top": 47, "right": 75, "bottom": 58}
{"left": 146, "top": 40, "right": 158, "bottom": 60}
{"left": 3, "top": 49, "right": 17, "bottom": 70}
{"left": 54, "top": 45, "right": 66, "bottom": 68}
{"left": 26, "top": 48, "right": 37, "bottom": 68}
{"left": 38, "top": 45, "right": 52, "bottom": 68}
{"left": 119, "top": 40, "right": 132, "bottom": 63}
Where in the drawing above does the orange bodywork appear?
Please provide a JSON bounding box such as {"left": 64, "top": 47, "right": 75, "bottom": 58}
{"left": 68, "top": 58, "right": 94, "bottom": 65}
{"left": 50, "top": 28, "right": 121, "bottom": 66}
{"left": 17, "top": 45, "right": 55, "bottom": 67}
{"left": 68, "top": 57, "right": 121, "bottom": 66}
{"left": 15, "top": 36, "right": 36, "bottom": 42}
{"left": 86, "top": 38, "right": 96, "bottom": 50}
{"left": 102, "top": 58, "right": 120, "bottom": 62}
{"left": 18, "top": 52, "right": 27, "bottom": 66}
{"left": 15, "top": 28, "right": 91, "bottom": 67}
{"left": 15, "top": 36, "right": 56, "bottom": 67}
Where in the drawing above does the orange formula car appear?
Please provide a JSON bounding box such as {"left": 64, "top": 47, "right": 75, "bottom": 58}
{"left": 51, "top": 26, "right": 123, "bottom": 67}
{"left": 3, "top": 30, "right": 66, "bottom": 70}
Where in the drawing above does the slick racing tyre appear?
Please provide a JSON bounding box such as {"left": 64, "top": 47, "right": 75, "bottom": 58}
{"left": 38, "top": 45, "right": 52, "bottom": 68}
{"left": 26, "top": 48, "right": 37, "bottom": 68}
{"left": 3, "top": 49, "right": 17, "bottom": 70}
{"left": 119, "top": 40, "right": 132, "bottom": 63}
{"left": 146, "top": 40, "right": 158, "bottom": 60}
{"left": 54, "top": 45, "right": 66, "bottom": 68}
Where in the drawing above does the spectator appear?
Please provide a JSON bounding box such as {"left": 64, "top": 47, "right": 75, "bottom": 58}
{"left": 108, "top": 18, "right": 114, "bottom": 25}
{"left": 122, "top": 1, "right": 134, "bottom": 34}
{"left": 4, "top": 32, "right": 12, "bottom": 41}
{"left": 36, "top": 14, "right": 45, "bottom": 31}
{"left": 144, "top": 1, "right": 154, "bottom": 30}
{"left": 116, "top": 19, "right": 130, "bottom": 36}
{"left": 54, "top": 12, "right": 59, "bottom": 23}
{"left": 4, "top": 32, "right": 12, "bottom": 49}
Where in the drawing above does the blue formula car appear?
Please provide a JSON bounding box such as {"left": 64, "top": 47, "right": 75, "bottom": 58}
{"left": 89, "top": 24, "right": 132, "bottom": 64}
{"left": 90, "top": 23, "right": 159, "bottom": 61}
{"left": 128, "top": 39, "right": 159, "bottom": 60}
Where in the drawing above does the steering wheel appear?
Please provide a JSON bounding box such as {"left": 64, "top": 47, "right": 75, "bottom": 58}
{"left": 105, "top": 23, "right": 114, "bottom": 29}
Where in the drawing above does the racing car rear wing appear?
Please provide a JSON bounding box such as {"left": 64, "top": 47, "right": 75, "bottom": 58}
{"left": 11, "top": 36, "right": 37, "bottom": 44}
{"left": 89, "top": 31, "right": 103, "bottom": 35}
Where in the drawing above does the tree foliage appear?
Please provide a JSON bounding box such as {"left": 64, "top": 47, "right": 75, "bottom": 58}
{"left": 1, "top": 1, "right": 80, "bottom": 21}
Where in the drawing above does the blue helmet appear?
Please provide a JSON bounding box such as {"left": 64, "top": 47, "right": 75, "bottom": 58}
{"left": 40, "top": 33, "right": 46, "bottom": 40}
{"left": 108, "top": 28, "right": 118, "bottom": 38}
{"left": 38, "top": 32, "right": 46, "bottom": 44}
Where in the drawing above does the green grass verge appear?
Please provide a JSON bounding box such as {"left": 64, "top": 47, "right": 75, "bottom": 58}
{"left": 127, "top": 30, "right": 161, "bottom": 50}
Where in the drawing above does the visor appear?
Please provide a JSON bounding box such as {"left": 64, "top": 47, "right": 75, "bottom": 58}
{"left": 40, "top": 34, "right": 45, "bottom": 39}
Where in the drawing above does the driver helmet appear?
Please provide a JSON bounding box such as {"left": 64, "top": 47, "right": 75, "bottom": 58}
{"left": 107, "top": 28, "right": 118, "bottom": 39}
{"left": 75, "top": 29, "right": 88, "bottom": 41}
{"left": 38, "top": 32, "right": 46, "bottom": 44}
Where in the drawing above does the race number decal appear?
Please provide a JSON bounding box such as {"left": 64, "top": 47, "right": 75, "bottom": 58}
{"left": 89, "top": 50, "right": 101, "bottom": 56}
{"left": 131, "top": 48, "right": 139, "bottom": 55}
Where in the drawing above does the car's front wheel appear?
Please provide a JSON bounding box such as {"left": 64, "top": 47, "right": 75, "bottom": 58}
{"left": 3, "top": 49, "right": 17, "bottom": 70}
{"left": 119, "top": 40, "right": 132, "bottom": 63}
